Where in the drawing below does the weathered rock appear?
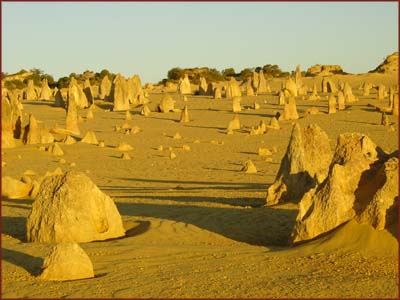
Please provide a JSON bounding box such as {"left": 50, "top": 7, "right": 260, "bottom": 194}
{"left": 66, "top": 89, "right": 80, "bottom": 136}
{"left": 227, "top": 114, "right": 240, "bottom": 133}
{"left": 343, "top": 82, "right": 357, "bottom": 102}
{"left": 363, "top": 82, "right": 373, "bottom": 96}
{"left": 25, "top": 79, "right": 37, "bottom": 100}
{"left": 291, "top": 133, "right": 382, "bottom": 243}
{"left": 54, "top": 90, "right": 66, "bottom": 108}
{"left": 26, "top": 171, "right": 125, "bottom": 242}
{"left": 198, "top": 77, "right": 208, "bottom": 95}
{"left": 48, "top": 142, "right": 64, "bottom": 156}
{"left": 285, "top": 77, "right": 297, "bottom": 97}
{"left": 158, "top": 94, "right": 175, "bottom": 113}
{"left": 39, "top": 243, "right": 94, "bottom": 281}
{"left": 307, "top": 83, "right": 320, "bottom": 101}
{"left": 116, "top": 142, "right": 134, "bottom": 151}
{"left": 180, "top": 105, "right": 190, "bottom": 123}
{"left": 213, "top": 87, "right": 222, "bottom": 99}
{"left": 68, "top": 78, "right": 89, "bottom": 109}
{"left": 225, "top": 77, "right": 241, "bottom": 98}
{"left": 279, "top": 96, "right": 299, "bottom": 120}
{"left": 23, "top": 114, "right": 40, "bottom": 144}
{"left": 178, "top": 74, "right": 191, "bottom": 95}
{"left": 356, "top": 157, "right": 398, "bottom": 230}
{"left": 81, "top": 131, "right": 99, "bottom": 145}
{"left": 257, "top": 71, "right": 268, "bottom": 94}
{"left": 121, "top": 152, "right": 131, "bottom": 160}
{"left": 278, "top": 91, "right": 286, "bottom": 105}
{"left": 111, "top": 75, "right": 130, "bottom": 111}
{"left": 267, "top": 117, "right": 280, "bottom": 130}
{"left": 127, "top": 75, "right": 145, "bottom": 105}
{"left": 242, "top": 160, "right": 257, "bottom": 174}
{"left": 322, "top": 77, "right": 337, "bottom": 93}
{"left": 381, "top": 112, "right": 390, "bottom": 126}
{"left": 83, "top": 79, "right": 94, "bottom": 106}
{"left": 99, "top": 75, "right": 112, "bottom": 100}
{"left": 63, "top": 135, "right": 77, "bottom": 145}
{"left": 265, "top": 123, "right": 332, "bottom": 206}
{"left": 39, "top": 78, "right": 52, "bottom": 100}
{"left": 337, "top": 91, "right": 345, "bottom": 110}
{"left": 306, "top": 65, "right": 344, "bottom": 76}
{"left": 232, "top": 97, "right": 242, "bottom": 113}
{"left": 2, "top": 98, "right": 16, "bottom": 148}
{"left": 141, "top": 104, "right": 151, "bottom": 116}
{"left": 377, "top": 84, "right": 386, "bottom": 100}
{"left": 2, "top": 176, "right": 32, "bottom": 199}
{"left": 328, "top": 94, "right": 337, "bottom": 114}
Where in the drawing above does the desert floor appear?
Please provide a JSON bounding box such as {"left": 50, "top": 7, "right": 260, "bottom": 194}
{"left": 1, "top": 73, "right": 398, "bottom": 298}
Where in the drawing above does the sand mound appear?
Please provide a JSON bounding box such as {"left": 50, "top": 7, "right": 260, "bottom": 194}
{"left": 295, "top": 220, "right": 398, "bottom": 257}
{"left": 40, "top": 243, "right": 94, "bottom": 281}
{"left": 26, "top": 171, "right": 125, "bottom": 243}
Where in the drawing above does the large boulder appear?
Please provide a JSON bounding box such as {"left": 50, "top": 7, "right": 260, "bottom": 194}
{"left": 39, "top": 243, "right": 94, "bottom": 281}
{"left": 26, "top": 171, "right": 125, "bottom": 243}
{"left": 265, "top": 123, "right": 332, "bottom": 206}
{"left": 2, "top": 176, "right": 33, "bottom": 199}
{"left": 158, "top": 94, "right": 175, "bottom": 113}
{"left": 291, "top": 133, "right": 384, "bottom": 243}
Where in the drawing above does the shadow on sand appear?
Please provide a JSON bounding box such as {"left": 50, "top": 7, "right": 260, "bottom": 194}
{"left": 2, "top": 248, "right": 43, "bottom": 276}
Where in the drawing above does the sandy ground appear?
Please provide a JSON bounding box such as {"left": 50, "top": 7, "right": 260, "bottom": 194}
{"left": 1, "top": 72, "right": 398, "bottom": 298}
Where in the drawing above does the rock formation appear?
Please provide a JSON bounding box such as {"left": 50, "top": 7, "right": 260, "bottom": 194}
{"left": 227, "top": 115, "right": 240, "bottom": 133}
{"left": 83, "top": 79, "right": 94, "bottom": 106}
{"left": 99, "top": 75, "right": 112, "bottom": 100}
{"left": 267, "top": 117, "right": 280, "bottom": 130}
{"left": 363, "top": 82, "right": 373, "bottom": 96}
{"left": 48, "top": 142, "right": 64, "bottom": 156}
{"left": 178, "top": 74, "right": 191, "bottom": 95}
{"left": 23, "top": 114, "right": 40, "bottom": 144}
{"left": 285, "top": 77, "right": 297, "bottom": 97}
{"left": 392, "top": 94, "right": 398, "bottom": 116}
{"left": 54, "top": 90, "right": 66, "bottom": 108}
{"left": 66, "top": 90, "right": 80, "bottom": 136}
{"left": 158, "top": 94, "right": 175, "bottom": 113}
{"left": 257, "top": 70, "right": 268, "bottom": 94}
{"left": 214, "top": 87, "right": 222, "bottom": 99}
{"left": 265, "top": 123, "right": 332, "bottom": 206}
{"left": 306, "top": 65, "right": 344, "bottom": 76}
{"left": 25, "top": 79, "right": 37, "bottom": 100}
{"left": 225, "top": 77, "right": 241, "bottom": 98}
{"left": 198, "top": 77, "right": 208, "bottom": 95}
{"left": 141, "top": 104, "right": 151, "bottom": 116}
{"left": 232, "top": 96, "right": 242, "bottom": 112}
{"left": 322, "top": 77, "right": 337, "bottom": 93}
{"left": 278, "top": 91, "right": 286, "bottom": 105}
{"left": 68, "top": 78, "right": 89, "bottom": 109}
{"left": 81, "top": 130, "right": 99, "bottom": 145}
{"left": 337, "top": 91, "right": 346, "bottom": 110}
{"left": 180, "top": 105, "right": 190, "bottom": 123}
{"left": 2, "top": 176, "right": 33, "bottom": 199}
{"left": 242, "top": 160, "right": 257, "bottom": 174}
{"left": 291, "top": 133, "right": 386, "bottom": 243}
{"left": 343, "top": 82, "right": 357, "bottom": 102}
{"left": 377, "top": 84, "right": 386, "bottom": 100}
{"left": 307, "top": 83, "right": 320, "bottom": 101}
{"left": 39, "top": 78, "right": 52, "bottom": 100}
{"left": 1, "top": 98, "right": 16, "bottom": 148}
{"left": 26, "top": 171, "right": 125, "bottom": 242}
{"left": 328, "top": 94, "right": 337, "bottom": 114}
{"left": 111, "top": 75, "right": 130, "bottom": 111}
{"left": 278, "top": 96, "right": 299, "bottom": 120}
{"left": 39, "top": 243, "right": 94, "bottom": 281}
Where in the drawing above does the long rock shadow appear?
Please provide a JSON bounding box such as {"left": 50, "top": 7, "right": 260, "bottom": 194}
{"left": 2, "top": 216, "right": 27, "bottom": 241}
{"left": 2, "top": 248, "right": 43, "bottom": 276}
{"left": 116, "top": 202, "right": 297, "bottom": 247}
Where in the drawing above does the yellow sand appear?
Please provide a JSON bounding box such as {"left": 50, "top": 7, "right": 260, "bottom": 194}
{"left": 1, "top": 72, "right": 398, "bottom": 298}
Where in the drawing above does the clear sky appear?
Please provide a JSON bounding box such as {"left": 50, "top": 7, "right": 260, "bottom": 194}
{"left": 2, "top": 2, "right": 398, "bottom": 83}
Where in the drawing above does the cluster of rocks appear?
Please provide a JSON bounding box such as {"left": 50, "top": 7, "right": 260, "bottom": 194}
{"left": 266, "top": 123, "right": 398, "bottom": 244}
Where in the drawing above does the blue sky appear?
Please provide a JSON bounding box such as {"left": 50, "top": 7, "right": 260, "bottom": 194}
{"left": 2, "top": 2, "right": 398, "bottom": 83}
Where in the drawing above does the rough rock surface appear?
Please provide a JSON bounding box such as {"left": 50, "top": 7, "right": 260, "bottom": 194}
{"left": 178, "top": 74, "right": 191, "bottom": 95}
{"left": 39, "top": 243, "right": 94, "bottom": 281}
{"left": 265, "top": 123, "right": 332, "bottom": 206}
{"left": 158, "top": 94, "right": 175, "bottom": 113}
{"left": 2, "top": 176, "right": 33, "bottom": 199}
{"left": 370, "top": 52, "right": 398, "bottom": 73}
{"left": 26, "top": 171, "right": 125, "bottom": 243}
{"left": 291, "top": 133, "right": 384, "bottom": 243}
